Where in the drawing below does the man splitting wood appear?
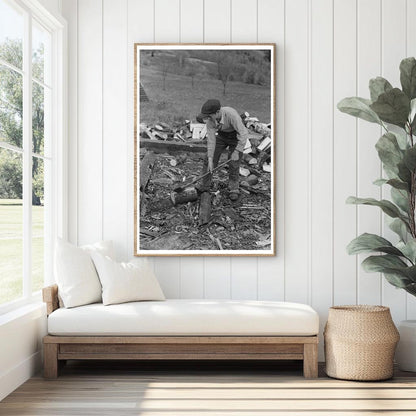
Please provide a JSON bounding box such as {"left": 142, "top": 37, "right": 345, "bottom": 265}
{"left": 196, "top": 99, "right": 249, "bottom": 201}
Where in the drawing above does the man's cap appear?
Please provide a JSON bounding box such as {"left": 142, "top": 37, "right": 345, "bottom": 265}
{"left": 197, "top": 99, "right": 221, "bottom": 121}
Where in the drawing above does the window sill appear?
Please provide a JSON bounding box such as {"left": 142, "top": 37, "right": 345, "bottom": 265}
{"left": 0, "top": 300, "right": 45, "bottom": 327}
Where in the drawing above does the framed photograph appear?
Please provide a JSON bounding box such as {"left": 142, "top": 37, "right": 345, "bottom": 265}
{"left": 134, "top": 44, "right": 276, "bottom": 256}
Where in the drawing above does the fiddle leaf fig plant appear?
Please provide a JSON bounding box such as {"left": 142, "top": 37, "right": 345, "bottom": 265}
{"left": 338, "top": 57, "right": 416, "bottom": 297}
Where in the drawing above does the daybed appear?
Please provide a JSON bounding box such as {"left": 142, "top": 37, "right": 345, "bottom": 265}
{"left": 42, "top": 285, "right": 320, "bottom": 379}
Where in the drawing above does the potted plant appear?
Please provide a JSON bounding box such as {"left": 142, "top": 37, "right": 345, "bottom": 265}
{"left": 338, "top": 57, "right": 416, "bottom": 371}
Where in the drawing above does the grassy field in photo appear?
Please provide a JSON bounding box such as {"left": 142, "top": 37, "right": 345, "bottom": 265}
{"left": 139, "top": 67, "right": 272, "bottom": 126}
{"left": 0, "top": 199, "right": 44, "bottom": 305}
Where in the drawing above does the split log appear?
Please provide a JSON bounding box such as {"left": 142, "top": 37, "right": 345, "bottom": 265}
{"left": 257, "top": 136, "right": 271, "bottom": 151}
{"left": 153, "top": 131, "right": 168, "bottom": 140}
{"left": 250, "top": 121, "right": 271, "bottom": 137}
{"left": 170, "top": 187, "right": 198, "bottom": 206}
{"left": 144, "top": 127, "right": 156, "bottom": 140}
{"left": 199, "top": 192, "right": 212, "bottom": 225}
{"left": 140, "top": 138, "right": 206, "bottom": 154}
{"left": 239, "top": 167, "right": 250, "bottom": 177}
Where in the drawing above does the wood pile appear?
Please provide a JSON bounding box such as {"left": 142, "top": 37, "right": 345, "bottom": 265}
{"left": 139, "top": 120, "right": 207, "bottom": 142}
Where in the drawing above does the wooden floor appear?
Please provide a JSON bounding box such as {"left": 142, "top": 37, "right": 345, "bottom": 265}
{"left": 1, "top": 360, "right": 416, "bottom": 415}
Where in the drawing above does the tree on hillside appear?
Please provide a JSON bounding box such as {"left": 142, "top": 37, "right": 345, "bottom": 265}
{"left": 184, "top": 61, "right": 203, "bottom": 88}
{"left": 159, "top": 55, "right": 169, "bottom": 91}
{"left": 215, "top": 51, "right": 236, "bottom": 95}
{"left": 0, "top": 38, "right": 44, "bottom": 204}
{"left": 177, "top": 50, "right": 189, "bottom": 68}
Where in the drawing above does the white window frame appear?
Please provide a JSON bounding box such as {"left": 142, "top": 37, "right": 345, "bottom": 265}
{"left": 0, "top": 0, "right": 67, "bottom": 315}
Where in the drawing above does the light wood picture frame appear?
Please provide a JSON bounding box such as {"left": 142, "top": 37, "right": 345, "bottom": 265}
{"left": 134, "top": 43, "right": 276, "bottom": 256}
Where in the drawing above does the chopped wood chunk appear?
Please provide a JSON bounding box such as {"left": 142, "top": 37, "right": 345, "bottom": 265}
{"left": 263, "top": 163, "right": 271, "bottom": 172}
{"left": 239, "top": 167, "right": 251, "bottom": 177}
{"left": 258, "top": 136, "right": 271, "bottom": 151}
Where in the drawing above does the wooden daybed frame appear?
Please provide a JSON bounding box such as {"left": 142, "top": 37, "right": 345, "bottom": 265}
{"left": 42, "top": 285, "right": 319, "bottom": 379}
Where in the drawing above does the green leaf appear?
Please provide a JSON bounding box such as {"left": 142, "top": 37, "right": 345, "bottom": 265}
{"left": 384, "top": 166, "right": 400, "bottom": 180}
{"left": 369, "top": 77, "right": 393, "bottom": 102}
{"left": 347, "top": 233, "right": 404, "bottom": 256}
{"left": 373, "top": 178, "right": 388, "bottom": 186}
{"left": 400, "top": 57, "right": 416, "bottom": 100}
{"left": 397, "top": 240, "right": 416, "bottom": 263}
{"left": 391, "top": 187, "right": 409, "bottom": 214}
{"left": 362, "top": 254, "right": 408, "bottom": 272}
{"left": 383, "top": 271, "right": 412, "bottom": 288}
{"left": 386, "top": 179, "right": 410, "bottom": 191}
{"left": 337, "top": 97, "right": 382, "bottom": 125}
{"left": 398, "top": 161, "right": 412, "bottom": 185}
{"left": 403, "top": 146, "right": 416, "bottom": 172}
{"left": 346, "top": 196, "right": 405, "bottom": 219}
{"left": 394, "top": 130, "right": 410, "bottom": 150}
{"left": 389, "top": 218, "right": 410, "bottom": 241}
{"left": 370, "top": 88, "right": 410, "bottom": 128}
{"left": 361, "top": 255, "right": 416, "bottom": 287}
{"left": 404, "top": 283, "right": 416, "bottom": 296}
{"left": 402, "top": 265, "right": 416, "bottom": 282}
{"left": 375, "top": 132, "right": 404, "bottom": 173}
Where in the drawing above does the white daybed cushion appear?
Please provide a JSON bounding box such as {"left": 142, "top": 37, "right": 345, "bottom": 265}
{"left": 55, "top": 239, "right": 114, "bottom": 308}
{"left": 47, "top": 299, "right": 319, "bottom": 336}
{"left": 90, "top": 252, "right": 165, "bottom": 305}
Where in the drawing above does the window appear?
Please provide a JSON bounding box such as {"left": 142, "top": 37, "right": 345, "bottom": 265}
{"left": 0, "top": 0, "right": 66, "bottom": 312}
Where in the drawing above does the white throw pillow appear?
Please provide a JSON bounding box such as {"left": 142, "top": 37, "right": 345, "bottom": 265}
{"left": 90, "top": 252, "right": 165, "bottom": 306}
{"left": 54, "top": 239, "right": 114, "bottom": 308}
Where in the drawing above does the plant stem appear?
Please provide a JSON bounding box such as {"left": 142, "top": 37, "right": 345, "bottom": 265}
{"left": 409, "top": 123, "right": 416, "bottom": 238}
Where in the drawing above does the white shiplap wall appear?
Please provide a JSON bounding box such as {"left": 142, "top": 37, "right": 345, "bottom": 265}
{"left": 61, "top": 0, "right": 416, "bottom": 356}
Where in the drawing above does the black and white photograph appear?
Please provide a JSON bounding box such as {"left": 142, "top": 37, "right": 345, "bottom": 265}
{"left": 134, "top": 44, "right": 275, "bottom": 256}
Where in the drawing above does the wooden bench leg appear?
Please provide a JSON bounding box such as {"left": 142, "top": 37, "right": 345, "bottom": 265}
{"left": 44, "top": 343, "right": 59, "bottom": 379}
{"left": 303, "top": 343, "right": 318, "bottom": 379}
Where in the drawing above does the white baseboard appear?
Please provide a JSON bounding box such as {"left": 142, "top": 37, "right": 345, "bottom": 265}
{"left": 0, "top": 351, "right": 42, "bottom": 402}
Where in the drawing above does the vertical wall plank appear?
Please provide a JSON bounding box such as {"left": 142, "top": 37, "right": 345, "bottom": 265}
{"left": 103, "top": 0, "right": 128, "bottom": 260}
{"left": 155, "top": 0, "right": 180, "bottom": 43}
{"left": 407, "top": 0, "right": 416, "bottom": 57}
{"left": 284, "top": 0, "right": 309, "bottom": 303}
{"left": 180, "top": 0, "right": 203, "bottom": 43}
{"left": 231, "top": 0, "right": 257, "bottom": 42}
{"left": 381, "top": 0, "right": 407, "bottom": 322}
{"left": 204, "top": 258, "right": 231, "bottom": 298}
{"left": 204, "top": 0, "right": 231, "bottom": 42}
{"left": 152, "top": 0, "right": 181, "bottom": 298}
{"left": 77, "top": 0, "right": 103, "bottom": 245}
{"left": 310, "top": 0, "right": 333, "bottom": 359}
{"left": 333, "top": 0, "right": 357, "bottom": 305}
{"left": 180, "top": 258, "right": 204, "bottom": 298}
{"left": 203, "top": 0, "right": 232, "bottom": 299}
{"left": 154, "top": 259, "right": 181, "bottom": 298}
{"left": 61, "top": 0, "right": 78, "bottom": 245}
{"left": 407, "top": 0, "right": 416, "bottom": 319}
{"left": 356, "top": 0, "right": 382, "bottom": 305}
{"left": 229, "top": 0, "right": 258, "bottom": 300}
{"left": 231, "top": 258, "right": 258, "bottom": 299}
{"left": 257, "top": 0, "right": 285, "bottom": 301}
{"left": 178, "top": 0, "right": 205, "bottom": 297}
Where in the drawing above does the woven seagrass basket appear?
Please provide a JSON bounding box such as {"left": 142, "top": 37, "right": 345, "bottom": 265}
{"left": 324, "top": 305, "right": 399, "bottom": 381}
